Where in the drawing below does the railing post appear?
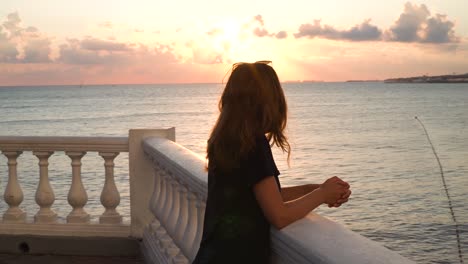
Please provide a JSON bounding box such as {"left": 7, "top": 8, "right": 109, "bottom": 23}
{"left": 66, "top": 151, "right": 90, "bottom": 223}
{"left": 2, "top": 151, "right": 26, "bottom": 223}
{"left": 99, "top": 152, "right": 122, "bottom": 224}
{"left": 128, "top": 128, "right": 175, "bottom": 237}
{"left": 33, "top": 151, "right": 57, "bottom": 223}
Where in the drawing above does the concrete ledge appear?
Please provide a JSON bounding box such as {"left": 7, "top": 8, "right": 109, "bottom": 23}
{"left": 0, "top": 223, "right": 130, "bottom": 237}
{"left": 0, "top": 254, "right": 144, "bottom": 264}
{"left": 0, "top": 235, "right": 141, "bottom": 257}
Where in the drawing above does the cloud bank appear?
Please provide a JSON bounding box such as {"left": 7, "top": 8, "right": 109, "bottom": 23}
{"left": 0, "top": 12, "right": 52, "bottom": 63}
{"left": 385, "top": 2, "right": 458, "bottom": 43}
{"left": 294, "top": 19, "right": 382, "bottom": 41}
{"left": 0, "top": 12, "right": 226, "bottom": 85}
{"left": 293, "top": 2, "right": 458, "bottom": 43}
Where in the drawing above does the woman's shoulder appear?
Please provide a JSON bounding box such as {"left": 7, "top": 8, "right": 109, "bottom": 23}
{"left": 253, "top": 135, "right": 273, "bottom": 156}
{"left": 244, "top": 134, "right": 280, "bottom": 185}
{"left": 254, "top": 134, "right": 270, "bottom": 148}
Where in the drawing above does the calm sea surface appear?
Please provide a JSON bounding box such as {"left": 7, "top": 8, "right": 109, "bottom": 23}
{"left": 0, "top": 83, "right": 467, "bottom": 263}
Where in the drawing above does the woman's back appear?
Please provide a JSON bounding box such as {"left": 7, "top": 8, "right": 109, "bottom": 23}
{"left": 193, "top": 135, "right": 280, "bottom": 264}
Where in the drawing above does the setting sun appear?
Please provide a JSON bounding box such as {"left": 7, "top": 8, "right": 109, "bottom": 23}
{"left": 219, "top": 20, "right": 240, "bottom": 42}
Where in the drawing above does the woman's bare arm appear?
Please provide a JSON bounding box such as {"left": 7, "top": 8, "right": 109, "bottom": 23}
{"left": 281, "top": 184, "right": 321, "bottom": 202}
{"left": 254, "top": 176, "right": 348, "bottom": 230}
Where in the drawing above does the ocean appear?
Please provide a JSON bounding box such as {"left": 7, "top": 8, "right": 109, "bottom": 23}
{"left": 0, "top": 83, "right": 467, "bottom": 263}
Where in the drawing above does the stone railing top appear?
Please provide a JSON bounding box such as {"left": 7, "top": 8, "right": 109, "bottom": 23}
{"left": 142, "top": 137, "right": 207, "bottom": 200}
{"left": 0, "top": 136, "right": 128, "bottom": 152}
{"left": 271, "top": 213, "right": 415, "bottom": 264}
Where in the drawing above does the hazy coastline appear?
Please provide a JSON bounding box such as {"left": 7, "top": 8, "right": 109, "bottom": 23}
{"left": 384, "top": 73, "right": 468, "bottom": 83}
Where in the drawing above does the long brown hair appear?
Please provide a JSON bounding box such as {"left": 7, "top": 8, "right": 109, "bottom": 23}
{"left": 207, "top": 61, "right": 290, "bottom": 171}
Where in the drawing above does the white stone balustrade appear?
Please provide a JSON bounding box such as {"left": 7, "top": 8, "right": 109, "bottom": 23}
{"left": 141, "top": 136, "right": 415, "bottom": 264}
{"left": 0, "top": 130, "right": 175, "bottom": 238}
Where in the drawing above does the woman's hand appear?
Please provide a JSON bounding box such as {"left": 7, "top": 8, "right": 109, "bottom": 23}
{"left": 319, "top": 176, "right": 351, "bottom": 208}
{"left": 318, "top": 176, "right": 349, "bottom": 205}
{"left": 328, "top": 189, "right": 352, "bottom": 208}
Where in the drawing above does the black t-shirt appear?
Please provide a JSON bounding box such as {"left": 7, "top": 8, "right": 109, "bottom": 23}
{"left": 193, "top": 135, "right": 280, "bottom": 264}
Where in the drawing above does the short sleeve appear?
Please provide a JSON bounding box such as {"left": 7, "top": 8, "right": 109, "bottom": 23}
{"left": 246, "top": 136, "right": 280, "bottom": 187}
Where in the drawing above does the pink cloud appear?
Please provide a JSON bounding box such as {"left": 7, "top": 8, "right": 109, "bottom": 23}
{"left": 0, "top": 27, "right": 19, "bottom": 62}
{"left": 385, "top": 2, "right": 458, "bottom": 43}
{"left": 0, "top": 26, "right": 226, "bottom": 85}
{"left": 80, "top": 37, "right": 131, "bottom": 51}
{"left": 294, "top": 19, "right": 382, "bottom": 41}
{"left": 0, "top": 12, "right": 228, "bottom": 85}
{"left": 251, "top": 15, "right": 288, "bottom": 39}
{"left": 293, "top": 3, "right": 458, "bottom": 43}
{"left": 0, "top": 12, "right": 53, "bottom": 63}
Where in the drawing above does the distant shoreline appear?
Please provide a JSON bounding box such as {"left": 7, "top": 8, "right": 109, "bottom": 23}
{"left": 384, "top": 73, "right": 468, "bottom": 83}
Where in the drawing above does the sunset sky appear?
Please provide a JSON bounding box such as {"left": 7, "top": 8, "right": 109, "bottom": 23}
{"left": 1, "top": 0, "right": 467, "bottom": 85}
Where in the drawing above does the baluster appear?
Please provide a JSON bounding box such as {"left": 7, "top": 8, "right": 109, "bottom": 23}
{"left": 192, "top": 196, "right": 206, "bottom": 259}
{"left": 148, "top": 166, "right": 163, "bottom": 234}
{"left": 154, "top": 169, "right": 170, "bottom": 257}
{"left": 155, "top": 169, "right": 172, "bottom": 253}
{"left": 182, "top": 192, "right": 199, "bottom": 261}
{"left": 166, "top": 177, "right": 181, "bottom": 238}
{"left": 155, "top": 166, "right": 168, "bottom": 225}
{"left": 161, "top": 170, "right": 174, "bottom": 228}
{"left": 2, "top": 151, "right": 26, "bottom": 222}
{"left": 66, "top": 151, "right": 89, "bottom": 223}
{"left": 33, "top": 151, "right": 57, "bottom": 223}
{"left": 174, "top": 184, "right": 189, "bottom": 254}
{"left": 98, "top": 152, "right": 122, "bottom": 224}
{"left": 149, "top": 165, "right": 162, "bottom": 217}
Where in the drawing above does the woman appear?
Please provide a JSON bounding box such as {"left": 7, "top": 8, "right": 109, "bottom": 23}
{"left": 193, "top": 61, "right": 351, "bottom": 264}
